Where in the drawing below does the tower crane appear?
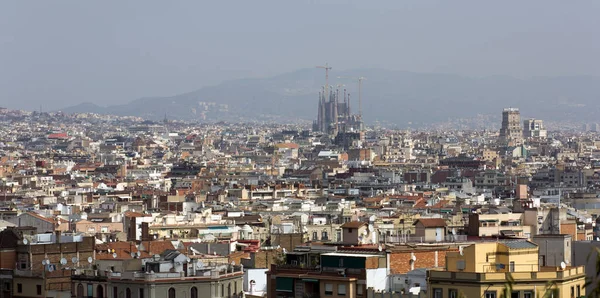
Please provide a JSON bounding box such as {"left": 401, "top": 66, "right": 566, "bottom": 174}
{"left": 337, "top": 76, "right": 367, "bottom": 118}
{"left": 316, "top": 63, "right": 332, "bottom": 98}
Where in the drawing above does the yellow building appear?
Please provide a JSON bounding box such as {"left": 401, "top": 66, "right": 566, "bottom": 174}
{"left": 428, "top": 240, "right": 586, "bottom": 298}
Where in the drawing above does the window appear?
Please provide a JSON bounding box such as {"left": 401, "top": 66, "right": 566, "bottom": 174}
{"left": 190, "top": 287, "right": 197, "bottom": 298}
{"left": 349, "top": 228, "right": 353, "bottom": 233}
{"left": 168, "top": 287, "right": 176, "bottom": 298}
{"left": 339, "top": 258, "right": 344, "bottom": 267}
{"left": 19, "top": 262, "right": 26, "bottom": 269}
{"left": 511, "top": 291, "right": 519, "bottom": 298}
{"left": 77, "top": 284, "right": 83, "bottom": 298}
{"left": 139, "top": 288, "right": 144, "bottom": 298}
{"left": 88, "top": 284, "right": 93, "bottom": 298}
{"left": 97, "top": 286, "right": 103, "bottom": 298}
{"left": 312, "top": 231, "right": 318, "bottom": 240}
{"left": 3, "top": 282, "right": 10, "bottom": 291}
{"left": 322, "top": 231, "right": 328, "bottom": 240}
{"left": 337, "top": 231, "right": 342, "bottom": 241}
{"left": 485, "top": 291, "right": 497, "bottom": 298}
{"left": 433, "top": 288, "right": 443, "bottom": 298}
{"left": 36, "top": 285, "right": 42, "bottom": 295}
{"left": 356, "top": 285, "right": 363, "bottom": 296}
{"left": 524, "top": 291, "right": 533, "bottom": 298}
{"left": 221, "top": 284, "right": 224, "bottom": 297}
{"left": 101, "top": 226, "right": 109, "bottom": 233}
{"left": 577, "top": 285, "right": 581, "bottom": 297}
{"left": 571, "top": 286, "right": 575, "bottom": 298}
{"left": 325, "top": 284, "right": 333, "bottom": 295}
{"left": 449, "top": 289, "right": 458, "bottom": 298}
{"left": 338, "top": 284, "right": 346, "bottom": 296}
{"left": 113, "top": 287, "right": 118, "bottom": 298}
{"left": 126, "top": 288, "right": 131, "bottom": 298}
{"left": 17, "top": 284, "right": 22, "bottom": 294}
{"left": 510, "top": 261, "right": 515, "bottom": 272}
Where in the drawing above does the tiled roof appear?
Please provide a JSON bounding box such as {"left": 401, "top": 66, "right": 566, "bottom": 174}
{"left": 502, "top": 240, "right": 537, "bottom": 249}
{"left": 340, "top": 221, "right": 367, "bottom": 229}
{"left": 414, "top": 218, "right": 446, "bottom": 228}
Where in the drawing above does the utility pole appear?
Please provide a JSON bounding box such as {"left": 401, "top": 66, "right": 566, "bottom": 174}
{"left": 316, "top": 63, "right": 332, "bottom": 100}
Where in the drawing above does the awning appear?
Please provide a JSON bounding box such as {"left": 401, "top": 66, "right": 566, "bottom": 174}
{"left": 276, "top": 277, "right": 294, "bottom": 292}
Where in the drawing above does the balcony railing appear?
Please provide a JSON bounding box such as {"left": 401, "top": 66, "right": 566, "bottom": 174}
{"left": 384, "top": 234, "right": 468, "bottom": 243}
{"left": 429, "top": 266, "right": 586, "bottom": 282}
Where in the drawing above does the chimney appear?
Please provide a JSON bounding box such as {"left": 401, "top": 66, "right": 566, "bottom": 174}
{"left": 55, "top": 230, "right": 61, "bottom": 244}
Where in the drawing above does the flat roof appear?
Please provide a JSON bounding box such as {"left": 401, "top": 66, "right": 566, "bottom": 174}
{"left": 321, "top": 252, "right": 380, "bottom": 258}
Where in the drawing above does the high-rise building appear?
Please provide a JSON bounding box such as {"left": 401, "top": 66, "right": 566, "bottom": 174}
{"left": 499, "top": 108, "right": 523, "bottom": 145}
{"left": 313, "top": 87, "right": 362, "bottom": 136}
{"left": 523, "top": 118, "right": 547, "bottom": 138}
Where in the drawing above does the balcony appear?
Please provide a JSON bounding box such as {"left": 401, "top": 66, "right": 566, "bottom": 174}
{"left": 271, "top": 264, "right": 365, "bottom": 279}
{"left": 385, "top": 234, "right": 468, "bottom": 243}
{"left": 429, "top": 266, "right": 586, "bottom": 282}
{"left": 108, "top": 265, "right": 243, "bottom": 281}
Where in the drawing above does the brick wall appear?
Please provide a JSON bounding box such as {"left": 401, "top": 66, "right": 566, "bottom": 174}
{"left": 389, "top": 249, "right": 455, "bottom": 274}
{"left": 560, "top": 222, "right": 577, "bottom": 240}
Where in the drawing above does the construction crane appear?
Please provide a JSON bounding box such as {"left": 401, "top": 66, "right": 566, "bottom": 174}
{"left": 337, "top": 76, "right": 367, "bottom": 118}
{"left": 316, "top": 63, "right": 332, "bottom": 98}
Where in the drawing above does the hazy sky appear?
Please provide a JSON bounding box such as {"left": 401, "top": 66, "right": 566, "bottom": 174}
{"left": 1, "top": 0, "right": 598, "bottom": 110}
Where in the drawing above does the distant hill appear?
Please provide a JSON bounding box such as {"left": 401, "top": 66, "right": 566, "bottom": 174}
{"left": 59, "top": 69, "right": 600, "bottom": 126}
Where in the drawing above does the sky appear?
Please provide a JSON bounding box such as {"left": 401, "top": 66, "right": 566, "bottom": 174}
{"left": 0, "top": 0, "right": 598, "bottom": 111}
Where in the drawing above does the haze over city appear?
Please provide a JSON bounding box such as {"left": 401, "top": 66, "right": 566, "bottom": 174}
{"left": 1, "top": 0, "right": 599, "bottom": 113}
{"left": 3, "top": 2, "right": 600, "bottom": 298}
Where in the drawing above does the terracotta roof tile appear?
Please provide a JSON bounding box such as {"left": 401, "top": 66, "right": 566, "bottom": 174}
{"left": 340, "top": 221, "right": 367, "bottom": 229}
{"left": 414, "top": 218, "right": 447, "bottom": 228}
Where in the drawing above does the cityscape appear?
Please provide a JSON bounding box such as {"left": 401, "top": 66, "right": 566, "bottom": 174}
{"left": 2, "top": 2, "right": 600, "bottom": 298}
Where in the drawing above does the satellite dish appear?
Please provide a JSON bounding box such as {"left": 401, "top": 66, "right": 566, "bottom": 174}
{"left": 47, "top": 265, "right": 54, "bottom": 272}
{"left": 41, "top": 260, "right": 47, "bottom": 266}
{"left": 231, "top": 261, "right": 235, "bottom": 266}
{"left": 154, "top": 254, "right": 161, "bottom": 261}
{"left": 112, "top": 253, "right": 118, "bottom": 259}
{"left": 560, "top": 262, "right": 566, "bottom": 270}
{"left": 283, "top": 248, "right": 287, "bottom": 255}
{"left": 378, "top": 245, "right": 383, "bottom": 252}
{"left": 60, "top": 258, "right": 67, "bottom": 265}
{"left": 72, "top": 257, "right": 79, "bottom": 264}
{"left": 136, "top": 252, "right": 141, "bottom": 258}
{"left": 411, "top": 254, "right": 417, "bottom": 262}
{"left": 459, "top": 246, "right": 464, "bottom": 256}
{"left": 23, "top": 239, "right": 29, "bottom": 245}
{"left": 131, "top": 252, "right": 136, "bottom": 258}
{"left": 87, "top": 257, "right": 93, "bottom": 264}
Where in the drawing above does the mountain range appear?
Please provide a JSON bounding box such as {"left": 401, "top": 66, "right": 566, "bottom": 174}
{"left": 59, "top": 69, "right": 600, "bottom": 127}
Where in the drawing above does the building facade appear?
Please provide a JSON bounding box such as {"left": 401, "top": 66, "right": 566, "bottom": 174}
{"left": 499, "top": 108, "right": 523, "bottom": 146}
